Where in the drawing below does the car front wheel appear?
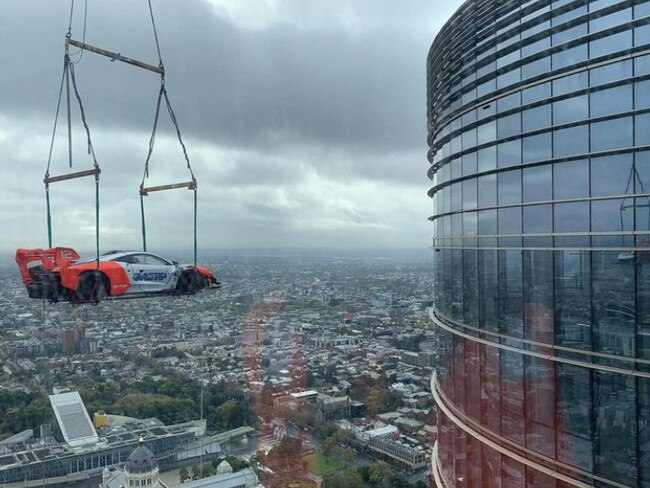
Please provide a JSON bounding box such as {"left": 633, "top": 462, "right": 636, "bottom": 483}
{"left": 176, "top": 269, "right": 205, "bottom": 294}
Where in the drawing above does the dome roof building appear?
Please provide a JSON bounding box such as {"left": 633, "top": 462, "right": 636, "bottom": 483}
{"left": 125, "top": 439, "right": 157, "bottom": 474}
{"left": 124, "top": 437, "right": 159, "bottom": 487}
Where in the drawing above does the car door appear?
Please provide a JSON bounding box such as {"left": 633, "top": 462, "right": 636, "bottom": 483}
{"left": 127, "top": 253, "right": 176, "bottom": 293}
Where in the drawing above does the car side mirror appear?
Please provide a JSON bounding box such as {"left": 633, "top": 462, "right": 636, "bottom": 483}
{"left": 173, "top": 261, "right": 179, "bottom": 266}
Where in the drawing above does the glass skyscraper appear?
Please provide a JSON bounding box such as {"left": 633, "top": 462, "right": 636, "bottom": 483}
{"left": 427, "top": 0, "right": 650, "bottom": 486}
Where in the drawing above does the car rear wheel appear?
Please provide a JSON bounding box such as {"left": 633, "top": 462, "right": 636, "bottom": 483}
{"left": 76, "top": 272, "right": 109, "bottom": 302}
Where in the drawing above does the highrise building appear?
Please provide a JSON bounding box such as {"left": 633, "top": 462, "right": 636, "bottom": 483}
{"left": 427, "top": 1, "right": 650, "bottom": 486}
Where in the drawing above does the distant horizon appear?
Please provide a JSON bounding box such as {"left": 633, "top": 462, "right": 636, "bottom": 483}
{"left": 0, "top": 246, "right": 434, "bottom": 265}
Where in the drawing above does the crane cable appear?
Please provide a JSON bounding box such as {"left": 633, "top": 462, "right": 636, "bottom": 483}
{"left": 141, "top": 0, "right": 198, "bottom": 265}
{"left": 45, "top": 2, "right": 101, "bottom": 269}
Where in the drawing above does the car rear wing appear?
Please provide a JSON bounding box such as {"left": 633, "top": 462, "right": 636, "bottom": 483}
{"left": 15, "top": 247, "right": 80, "bottom": 283}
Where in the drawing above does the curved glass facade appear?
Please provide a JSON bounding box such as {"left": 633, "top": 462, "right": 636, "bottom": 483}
{"left": 427, "top": 1, "right": 650, "bottom": 486}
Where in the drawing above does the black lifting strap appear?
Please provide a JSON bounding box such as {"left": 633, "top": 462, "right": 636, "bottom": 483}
{"left": 45, "top": 50, "right": 101, "bottom": 268}
{"left": 139, "top": 78, "right": 197, "bottom": 265}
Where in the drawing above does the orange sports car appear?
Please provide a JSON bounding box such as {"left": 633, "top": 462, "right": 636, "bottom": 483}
{"left": 15, "top": 247, "right": 220, "bottom": 303}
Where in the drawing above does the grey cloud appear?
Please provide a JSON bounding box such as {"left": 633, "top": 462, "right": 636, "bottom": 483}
{"left": 0, "top": 0, "right": 444, "bottom": 153}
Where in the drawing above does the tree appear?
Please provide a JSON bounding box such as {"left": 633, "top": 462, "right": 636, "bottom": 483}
{"left": 179, "top": 466, "right": 189, "bottom": 483}
{"left": 323, "top": 469, "right": 363, "bottom": 488}
{"left": 342, "top": 447, "right": 356, "bottom": 463}
{"left": 317, "top": 422, "right": 339, "bottom": 439}
{"left": 321, "top": 436, "right": 338, "bottom": 457}
{"left": 368, "top": 461, "right": 393, "bottom": 486}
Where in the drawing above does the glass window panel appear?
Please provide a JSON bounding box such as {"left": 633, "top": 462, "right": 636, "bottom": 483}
{"left": 499, "top": 206, "right": 522, "bottom": 234}
{"left": 590, "top": 85, "right": 632, "bottom": 117}
{"left": 522, "top": 56, "right": 551, "bottom": 79}
{"left": 479, "top": 209, "right": 497, "bottom": 234}
{"left": 478, "top": 174, "right": 497, "bottom": 207}
{"left": 636, "top": 150, "right": 650, "bottom": 191}
{"left": 478, "top": 121, "right": 497, "bottom": 145}
{"left": 451, "top": 182, "right": 462, "bottom": 211}
{"left": 452, "top": 134, "right": 462, "bottom": 154}
{"left": 497, "top": 68, "right": 521, "bottom": 89}
{"left": 552, "top": 23, "right": 587, "bottom": 45}
{"left": 554, "top": 202, "right": 589, "bottom": 232}
{"left": 552, "top": 4, "right": 587, "bottom": 25}
{"left": 523, "top": 104, "right": 552, "bottom": 131}
{"left": 554, "top": 159, "right": 589, "bottom": 199}
{"left": 639, "top": 380, "right": 650, "bottom": 483}
{"left": 640, "top": 22, "right": 650, "bottom": 44}
{"left": 477, "top": 60, "right": 496, "bottom": 78}
{"left": 590, "top": 30, "right": 633, "bottom": 58}
{"left": 463, "top": 152, "right": 478, "bottom": 176}
{"left": 523, "top": 133, "right": 552, "bottom": 162}
{"left": 557, "top": 367, "right": 594, "bottom": 476}
{"left": 498, "top": 252, "right": 524, "bottom": 338}
{"left": 636, "top": 54, "right": 650, "bottom": 75}
{"left": 522, "top": 37, "right": 550, "bottom": 56}
{"left": 590, "top": 59, "right": 633, "bottom": 86}
{"left": 497, "top": 49, "right": 521, "bottom": 69}
{"left": 594, "top": 373, "right": 637, "bottom": 485}
{"left": 478, "top": 78, "right": 497, "bottom": 97}
{"left": 636, "top": 1, "right": 650, "bottom": 17}
{"left": 591, "top": 154, "right": 633, "bottom": 196}
{"left": 591, "top": 117, "right": 633, "bottom": 152}
{"left": 523, "top": 165, "right": 552, "bottom": 202}
{"left": 452, "top": 157, "right": 462, "bottom": 180}
{"left": 462, "top": 128, "right": 478, "bottom": 149}
{"left": 555, "top": 254, "right": 592, "bottom": 352}
{"left": 636, "top": 196, "right": 650, "bottom": 232}
{"left": 478, "top": 101, "right": 496, "bottom": 120}
{"left": 523, "top": 82, "right": 551, "bottom": 103}
{"left": 553, "top": 94, "right": 589, "bottom": 124}
{"left": 590, "top": 8, "right": 632, "bottom": 33}
{"left": 552, "top": 72, "right": 588, "bottom": 96}
{"left": 462, "top": 109, "right": 477, "bottom": 125}
{"left": 592, "top": 198, "right": 633, "bottom": 232}
{"left": 636, "top": 113, "right": 650, "bottom": 146}
{"left": 479, "top": 254, "right": 499, "bottom": 340}
{"left": 497, "top": 92, "right": 521, "bottom": 111}
{"left": 463, "top": 179, "right": 478, "bottom": 209}
{"left": 553, "top": 125, "right": 589, "bottom": 157}
{"left": 591, "top": 0, "right": 623, "bottom": 9}
{"left": 635, "top": 80, "right": 650, "bottom": 109}
{"left": 498, "top": 113, "right": 522, "bottom": 138}
{"left": 552, "top": 44, "right": 588, "bottom": 69}
{"left": 524, "top": 204, "right": 552, "bottom": 233}
{"left": 478, "top": 146, "right": 497, "bottom": 172}
{"left": 462, "top": 88, "right": 477, "bottom": 105}
{"left": 464, "top": 211, "right": 478, "bottom": 236}
{"left": 498, "top": 169, "right": 522, "bottom": 204}
{"left": 498, "top": 139, "right": 522, "bottom": 167}
{"left": 522, "top": 19, "right": 550, "bottom": 39}
{"left": 524, "top": 357, "right": 555, "bottom": 433}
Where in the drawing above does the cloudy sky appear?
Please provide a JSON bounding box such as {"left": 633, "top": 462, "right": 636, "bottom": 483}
{"left": 0, "top": 0, "right": 463, "bottom": 253}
